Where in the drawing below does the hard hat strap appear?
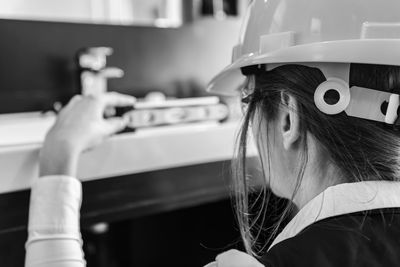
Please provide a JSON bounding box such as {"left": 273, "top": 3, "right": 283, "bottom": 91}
{"left": 265, "top": 62, "right": 400, "bottom": 125}
{"left": 314, "top": 79, "right": 400, "bottom": 126}
{"left": 240, "top": 63, "right": 400, "bottom": 126}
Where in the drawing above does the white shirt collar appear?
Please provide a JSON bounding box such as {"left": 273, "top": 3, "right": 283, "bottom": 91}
{"left": 269, "top": 181, "right": 400, "bottom": 250}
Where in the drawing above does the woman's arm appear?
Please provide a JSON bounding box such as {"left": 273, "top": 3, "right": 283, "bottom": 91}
{"left": 25, "top": 93, "right": 135, "bottom": 267}
{"left": 25, "top": 176, "right": 84, "bottom": 267}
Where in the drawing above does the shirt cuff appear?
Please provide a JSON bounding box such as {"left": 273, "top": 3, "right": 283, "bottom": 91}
{"left": 26, "top": 176, "right": 82, "bottom": 245}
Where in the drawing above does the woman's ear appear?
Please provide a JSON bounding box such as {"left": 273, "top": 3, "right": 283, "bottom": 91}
{"left": 279, "top": 92, "right": 300, "bottom": 150}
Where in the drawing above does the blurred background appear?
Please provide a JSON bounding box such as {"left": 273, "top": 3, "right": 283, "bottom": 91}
{"left": 0, "top": 0, "right": 244, "bottom": 113}
{"left": 0, "top": 1, "right": 288, "bottom": 266}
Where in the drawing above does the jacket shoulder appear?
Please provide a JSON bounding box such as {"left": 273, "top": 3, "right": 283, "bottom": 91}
{"left": 261, "top": 209, "right": 400, "bottom": 267}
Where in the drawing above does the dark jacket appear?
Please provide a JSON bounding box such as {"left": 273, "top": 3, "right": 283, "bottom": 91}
{"left": 262, "top": 208, "right": 400, "bottom": 266}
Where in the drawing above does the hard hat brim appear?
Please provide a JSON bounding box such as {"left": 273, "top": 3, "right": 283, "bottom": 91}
{"left": 207, "top": 39, "right": 400, "bottom": 96}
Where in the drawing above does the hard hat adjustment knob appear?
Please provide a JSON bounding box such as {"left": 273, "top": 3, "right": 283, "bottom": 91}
{"left": 314, "top": 78, "right": 350, "bottom": 115}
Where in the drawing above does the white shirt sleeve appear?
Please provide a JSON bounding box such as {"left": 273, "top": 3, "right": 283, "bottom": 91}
{"left": 25, "top": 176, "right": 86, "bottom": 267}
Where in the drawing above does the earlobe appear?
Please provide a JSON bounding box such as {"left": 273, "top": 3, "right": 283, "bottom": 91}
{"left": 281, "top": 94, "right": 300, "bottom": 150}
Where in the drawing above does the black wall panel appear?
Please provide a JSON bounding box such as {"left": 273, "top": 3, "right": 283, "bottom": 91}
{"left": 0, "top": 18, "right": 239, "bottom": 113}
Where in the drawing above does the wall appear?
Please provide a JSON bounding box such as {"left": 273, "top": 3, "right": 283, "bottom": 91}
{"left": 0, "top": 18, "right": 240, "bottom": 113}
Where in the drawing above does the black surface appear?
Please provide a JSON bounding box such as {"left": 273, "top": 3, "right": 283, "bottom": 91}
{"left": 0, "top": 160, "right": 237, "bottom": 233}
{"left": 83, "top": 199, "right": 245, "bottom": 267}
{"left": 0, "top": 198, "right": 244, "bottom": 267}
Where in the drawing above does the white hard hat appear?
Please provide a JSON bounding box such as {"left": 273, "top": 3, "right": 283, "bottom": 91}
{"left": 207, "top": 0, "right": 400, "bottom": 96}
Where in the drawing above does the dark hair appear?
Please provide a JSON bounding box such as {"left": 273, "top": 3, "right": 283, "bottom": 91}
{"left": 233, "top": 63, "right": 400, "bottom": 256}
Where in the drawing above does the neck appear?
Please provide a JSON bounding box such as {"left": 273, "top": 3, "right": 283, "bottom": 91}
{"left": 292, "top": 134, "right": 342, "bottom": 209}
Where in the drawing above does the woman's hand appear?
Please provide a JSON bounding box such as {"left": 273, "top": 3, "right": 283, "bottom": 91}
{"left": 40, "top": 92, "right": 136, "bottom": 177}
{"left": 204, "top": 249, "right": 264, "bottom": 267}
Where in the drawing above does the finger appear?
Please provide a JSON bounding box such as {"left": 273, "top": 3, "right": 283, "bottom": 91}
{"left": 101, "top": 92, "right": 136, "bottom": 108}
{"left": 104, "top": 106, "right": 116, "bottom": 118}
{"left": 103, "top": 116, "right": 130, "bottom": 136}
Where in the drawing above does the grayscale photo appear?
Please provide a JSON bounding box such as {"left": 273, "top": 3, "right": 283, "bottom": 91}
{"left": 0, "top": 0, "right": 400, "bottom": 266}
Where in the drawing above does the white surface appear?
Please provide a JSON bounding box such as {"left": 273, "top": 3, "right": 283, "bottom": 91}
{"left": 0, "top": 0, "right": 183, "bottom": 27}
{"left": 0, "top": 116, "right": 255, "bottom": 194}
{"left": 135, "top": 96, "right": 220, "bottom": 109}
{"left": 0, "top": 113, "right": 55, "bottom": 146}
